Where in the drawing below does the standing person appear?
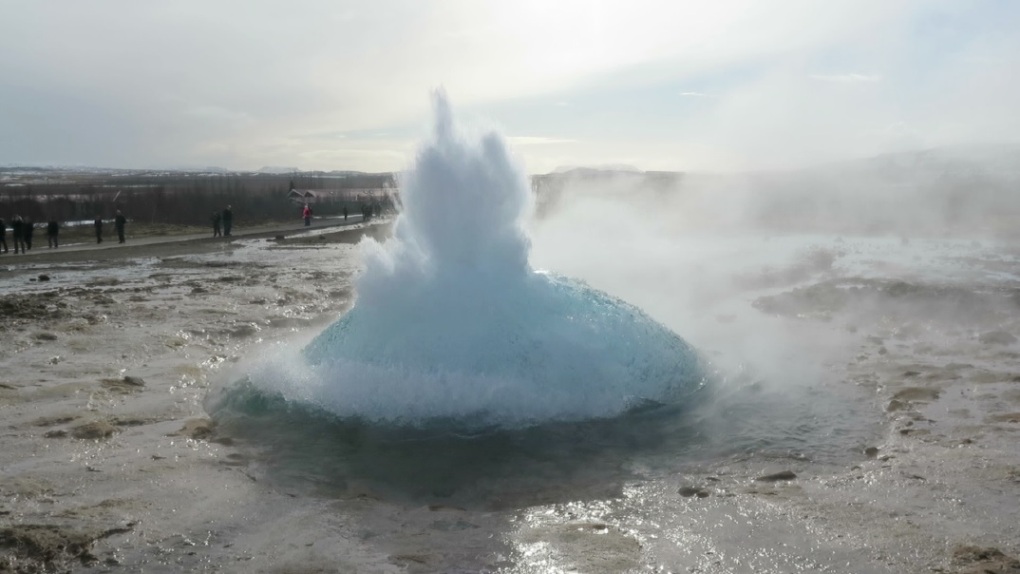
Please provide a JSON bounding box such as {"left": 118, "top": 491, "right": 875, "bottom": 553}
{"left": 342, "top": 206, "right": 348, "bottom": 222}
{"left": 23, "top": 219, "right": 33, "bottom": 250}
{"left": 0, "top": 218, "right": 7, "bottom": 254}
{"left": 114, "top": 210, "right": 127, "bottom": 243}
{"left": 211, "top": 211, "right": 222, "bottom": 237}
{"left": 11, "top": 216, "right": 26, "bottom": 254}
{"left": 23, "top": 220, "right": 34, "bottom": 250}
{"left": 222, "top": 205, "right": 233, "bottom": 237}
{"left": 47, "top": 220, "right": 59, "bottom": 248}
{"left": 94, "top": 216, "right": 103, "bottom": 243}
{"left": 302, "top": 203, "right": 312, "bottom": 227}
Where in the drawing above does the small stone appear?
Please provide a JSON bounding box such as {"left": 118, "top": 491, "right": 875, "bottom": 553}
{"left": 71, "top": 420, "right": 118, "bottom": 440}
{"left": 951, "top": 544, "right": 1020, "bottom": 572}
{"left": 979, "top": 331, "right": 1017, "bottom": 345}
{"left": 169, "top": 418, "right": 216, "bottom": 440}
{"left": 755, "top": 470, "right": 797, "bottom": 482}
{"left": 100, "top": 377, "right": 145, "bottom": 394}
{"left": 891, "top": 387, "right": 940, "bottom": 401}
{"left": 987, "top": 413, "right": 1020, "bottom": 424}
{"left": 38, "top": 274, "right": 50, "bottom": 282}
{"left": 864, "top": 446, "right": 880, "bottom": 458}
{"left": 886, "top": 399, "right": 907, "bottom": 412}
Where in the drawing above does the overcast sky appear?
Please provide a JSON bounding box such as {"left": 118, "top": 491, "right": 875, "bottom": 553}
{"left": 1, "top": 1, "right": 1017, "bottom": 173}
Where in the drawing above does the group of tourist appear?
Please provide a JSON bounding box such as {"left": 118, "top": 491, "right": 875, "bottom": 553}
{"left": 292, "top": 201, "right": 385, "bottom": 230}
{"left": 295, "top": 202, "right": 374, "bottom": 230}
{"left": 0, "top": 216, "right": 63, "bottom": 254}
{"left": 209, "top": 205, "right": 233, "bottom": 238}
{"left": 0, "top": 210, "right": 130, "bottom": 254}
{"left": 90, "top": 210, "right": 129, "bottom": 244}
{"left": 1, "top": 200, "right": 386, "bottom": 254}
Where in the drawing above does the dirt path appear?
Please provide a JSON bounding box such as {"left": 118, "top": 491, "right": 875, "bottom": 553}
{"left": 0, "top": 215, "right": 373, "bottom": 266}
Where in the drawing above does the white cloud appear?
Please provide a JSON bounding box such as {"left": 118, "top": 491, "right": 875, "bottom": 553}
{"left": 0, "top": 0, "right": 1015, "bottom": 171}
{"left": 809, "top": 74, "right": 883, "bottom": 83}
{"left": 507, "top": 137, "right": 577, "bottom": 146}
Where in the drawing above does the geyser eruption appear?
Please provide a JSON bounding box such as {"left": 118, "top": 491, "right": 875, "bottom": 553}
{"left": 253, "top": 92, "right": 705, "bottom": 428}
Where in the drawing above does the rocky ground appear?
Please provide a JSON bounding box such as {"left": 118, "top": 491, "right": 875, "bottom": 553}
{"left": 0, "top": 228, "right": 1018, "bottom": 573}
{"left": 0, "top": 223, "right": 379, "bottom": 572}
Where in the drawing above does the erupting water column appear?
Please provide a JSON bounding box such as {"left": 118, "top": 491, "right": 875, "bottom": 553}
{"left": 287, "top": 92, "right": 705, "bottom": 428}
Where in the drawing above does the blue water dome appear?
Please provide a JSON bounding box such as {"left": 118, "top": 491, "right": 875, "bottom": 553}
{"left": 284, "top": 91, "right": 706, "bottom": 428}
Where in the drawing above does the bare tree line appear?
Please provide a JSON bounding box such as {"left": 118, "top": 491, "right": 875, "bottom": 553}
{"left": 0, "top": 171, "right": 396, "bottom": 225}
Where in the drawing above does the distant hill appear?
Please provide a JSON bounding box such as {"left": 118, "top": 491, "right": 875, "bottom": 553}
{"left": 551, "top": 164, "right": 642, "bottom": 174}
{"left": 255, "top": 166, "right": 300, "bottom": 174}
{"left": 531, "top": 167, "right": 684, "bottom": 217}
{"left": 743, "top": 144, "right": 1020, "bottom": 236}
{"left": 531, "top": 143, "right": 1020, "bottom": 237}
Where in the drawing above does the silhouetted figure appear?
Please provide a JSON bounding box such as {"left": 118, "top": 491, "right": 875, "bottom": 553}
{"left": 212, "top": 211, "right": 222, "bottom": 237}
{"left": 23, "top": 220, "right": 34, "bottom": 250}
{"left": 114, "top": 210, "right": 127, "bottom": 243}
{"left": 222, "top": 206, "right": 233, "bottom": 237}
{"left": 94, "top": 217, "right": 103, "bottom": 243}
{"left": 47, "top": 220, "right": 59, "bottom": 248}
{"left": 11, "top": 216, "right": 26, "bottom": 254}
{"left": 302, "top": 203, "right": 312, "bottom": 227}
{"left": 0, "top": 218, "right": 7, "bottom": 254}
{"left": 343, "top": 206, "right": 348, "bottom": 221}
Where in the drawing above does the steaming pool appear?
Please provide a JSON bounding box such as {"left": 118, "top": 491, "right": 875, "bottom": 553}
{"left": 207, "top": 95, "right": 884, "bottom": 506}
{"left": 190, "top": 96, "right": 1020, "bottom": 571}
{"left": 4, "top": 214, "right": 1018, "bottom": 571}
{"left": 209, "top": 231, "right": 1008, "bottom": 504}
{"left": 189, "top": 226, "right": 1020, "bottom": 572}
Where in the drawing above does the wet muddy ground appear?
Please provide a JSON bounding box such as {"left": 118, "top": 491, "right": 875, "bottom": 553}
{"left": 0, "top": 228, "right": 1018, "bottom": 573}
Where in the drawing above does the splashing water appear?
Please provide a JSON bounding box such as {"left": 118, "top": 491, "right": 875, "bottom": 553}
{"left": 235, "top": 92, "right": 705, "bottom": 429}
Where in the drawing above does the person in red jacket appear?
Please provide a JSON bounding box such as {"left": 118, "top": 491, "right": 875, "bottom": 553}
{"left": 302, "top": 203, "right": 312, "bottom": 227}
